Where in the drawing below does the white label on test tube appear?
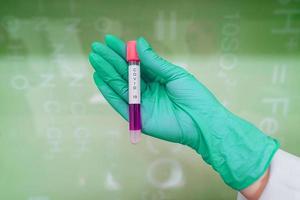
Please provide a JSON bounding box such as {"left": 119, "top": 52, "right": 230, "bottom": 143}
{"left": 128, "top": 64, "right": 140, "bottom": 104}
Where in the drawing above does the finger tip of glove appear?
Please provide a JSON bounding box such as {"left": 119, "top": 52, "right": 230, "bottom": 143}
{"left": 137, "top": 36, "right": 148, "bottom": 44}
{"left": 89, "top": 52, "right": 102, "bottom": 65}
{"left": 104, "top": 34, "right": 115, "bottom": 42}
{"left": 137, "top": 36, "right": 151, "bottom": 52}
{"left": 89, "top": 52, "right": 96, "bottom": 60}
{"left": 105, "top": 34, "right": 123, "bottom": 45}
{"left": 91, "top": 41, "right": 105, "bottom": 52}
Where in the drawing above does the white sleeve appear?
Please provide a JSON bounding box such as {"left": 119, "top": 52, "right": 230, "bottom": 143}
{"left": 237, "top": 149, "right": 300, "bottom": 200}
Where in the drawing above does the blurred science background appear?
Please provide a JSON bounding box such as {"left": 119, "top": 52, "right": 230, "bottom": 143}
{"left": 0, "top": 0, "right": 300, "bottom": 199}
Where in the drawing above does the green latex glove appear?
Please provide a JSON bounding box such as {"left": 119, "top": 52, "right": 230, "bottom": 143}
{"left": 89, "top": 35, "right": 279, "bottom": 190}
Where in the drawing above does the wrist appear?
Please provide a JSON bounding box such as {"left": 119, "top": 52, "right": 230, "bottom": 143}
{"left": 240, "top": 167, "right": 270, "bottom": 200}
{"left": 194, "top": 110, "right": 279, "bottom": 190}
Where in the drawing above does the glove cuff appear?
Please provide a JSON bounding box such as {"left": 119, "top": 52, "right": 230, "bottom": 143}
{"left": 195, "top": 111, "right": 280, "bottom": 190}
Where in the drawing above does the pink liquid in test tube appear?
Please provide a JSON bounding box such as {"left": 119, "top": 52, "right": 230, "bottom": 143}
{"left": 126, "top": 41, "right": 142, "bottom": 144}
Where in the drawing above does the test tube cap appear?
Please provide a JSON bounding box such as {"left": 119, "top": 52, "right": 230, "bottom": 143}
{"left": 126, "top": 40, "right": 140, "bottom": 61}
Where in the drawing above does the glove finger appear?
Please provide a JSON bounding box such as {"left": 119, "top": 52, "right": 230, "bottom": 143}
{"left": 136, "top": 37, "right": 188, "bottom": 82}
{"left": 92, "top": 41, "right": 146, "bottom": 92}
{"left": 93, "top": 72, "right": 128, "bottom": 121}
{"left": 105, "top": 34, "right": 156, "bottom": 82}
{"left": 92, "top": 42, "right": 128, "bottom": 80}
{"left": 89, "top": 52, "right": 128, "bottom": 102}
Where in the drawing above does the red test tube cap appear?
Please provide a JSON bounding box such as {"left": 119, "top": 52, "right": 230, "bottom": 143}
{"left": 126, "top": 40, "right": 140, "bottom": 61}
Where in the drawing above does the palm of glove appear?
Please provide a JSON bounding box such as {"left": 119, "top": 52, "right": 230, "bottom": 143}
{"left": 89, "top": 35, "right": 222, "bottom": 150}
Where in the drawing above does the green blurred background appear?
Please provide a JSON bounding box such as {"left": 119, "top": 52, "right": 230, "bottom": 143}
{"left": 0, "top": 0, "right": 300, "bottom": 199}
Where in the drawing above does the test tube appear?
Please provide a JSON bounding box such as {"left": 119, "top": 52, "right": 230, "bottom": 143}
{"left": 126, "top": 40, "right": 142, "bottom": 144}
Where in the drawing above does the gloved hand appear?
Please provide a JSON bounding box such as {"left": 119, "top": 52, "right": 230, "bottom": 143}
{"left": 89, "top": 35, "right": 279, "bottom": 190}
